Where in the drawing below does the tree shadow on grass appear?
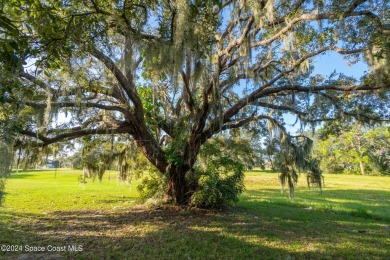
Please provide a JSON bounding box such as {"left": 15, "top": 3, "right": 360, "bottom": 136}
{"left": 242, "top": 188, "right": 390, "bottom": 220}
{"left": 8, "top": 173, "right": 36, "bottom": 179}
{"left": 0, "top": 207, "right": 293, "bottom": 259}
{"left": 97, "top": 198, "right": 138, "bottom": 204}
{"left": 7, "top": 170, "right": 61, "bottom": 180}
{"left": 1, "top": 205, "right": 389, "bottom": 259}
{"left": 248, "top": 169, "right": 277, "bottom": 174}
{"left": 11, "top": 169, "right": 57, "bottom": 174}
{"left": 235, "top": 199, "right": 390, "bottom": 256}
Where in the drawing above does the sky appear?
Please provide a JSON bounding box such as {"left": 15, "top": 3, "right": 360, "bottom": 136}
{"left": 312, "top": 52, "right": 367, "bottom": 78}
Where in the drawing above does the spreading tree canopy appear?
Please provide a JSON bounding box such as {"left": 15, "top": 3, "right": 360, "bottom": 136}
{"left": 1, "top": 0, "right": 389, "bottom": 205}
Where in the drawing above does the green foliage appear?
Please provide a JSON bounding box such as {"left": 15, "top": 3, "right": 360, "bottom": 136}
{"left": 74, "top": 136, "right": 111, "bottom": 182}
{"left": 364, "top": 126, "right": 390, "bottom": 175}
{"left": 0, "top": 137, "right": 13, "bottom": 170}
{"left": 137, "top": 136, "right": 248, "bottom": 208}
{"left": 190, "top": 157, "right": 244, "bottom": 209}
{"left": 0, "top": 3, "right": 28, "bottom": 72}
{"left": 315, "top": 123, "right": 390, "bottom": 175}
{"left": 186, "top": 133, "right": 258, "bottom": 208}
{"left": 198, "top": 133, "right": 264, "bottom": 171}
{"left": 136, "top": 171, "right": 167, "bottom": 202}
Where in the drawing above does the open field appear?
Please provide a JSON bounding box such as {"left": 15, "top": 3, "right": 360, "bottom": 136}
{"left": 1, "top": 169, "right": 389, "bottom": 259}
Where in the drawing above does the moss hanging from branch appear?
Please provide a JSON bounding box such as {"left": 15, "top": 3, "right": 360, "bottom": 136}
{"left": 267, "top": 119, "right": 324, "bottom": 198}
{"left": 365, "top": 38, "right": 390, "bottom": 85}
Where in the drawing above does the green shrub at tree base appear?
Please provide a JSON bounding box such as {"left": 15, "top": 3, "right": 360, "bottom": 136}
{"left": 190, "top": 157, "right": 245, "bottom": 209}
{"left": 136, "top": 157, "right": 245, "bottom": 209}
{"left": 137, "top": 171, "right": 168, "bottom": 203}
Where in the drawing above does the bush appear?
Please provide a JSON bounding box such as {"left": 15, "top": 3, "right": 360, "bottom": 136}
{"left": 190, "top": 157, "right": 244, "bottom": 209}
{"left": 137, "top": 171, "right": 167, "bottom": 203}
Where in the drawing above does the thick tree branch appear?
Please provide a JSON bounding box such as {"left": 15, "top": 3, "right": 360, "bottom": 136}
{"left": 219, "top": 16, "right": 255, "bottom": 63}
{"left": 24, "top": 101, "right": 129, "bottom": 115}
{"left": 218, "top": 46, "right": 368, "bottom": 124}
{"left": 315, "top": 92, "right": 388, "bottom": 122}
{"left": 254, "top": 102, "right": 308, "bottom": 116}
{"left": 46, "top": 115, "right": 100, "bottom": 135}
{"left": 18, "top": 123, "right": 131, "bottom": 146}
{"left": 180, "top": 70, "right": 194, "bottom": 112}
{"left": 88, "top": 46, "right": 143, "bottom": 111}
{"left": 251, "top": 11, "right": 389, "bottom": 48}
{"left": 19, "top": 72, "right": 54, "bottom": 93}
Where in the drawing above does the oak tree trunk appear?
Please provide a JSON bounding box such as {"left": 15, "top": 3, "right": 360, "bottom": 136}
{"left": 130, "top": 120, "right": 205, "bottom": 205}
{"left": 167, "top": 164, "right": 192, "bottom": 205}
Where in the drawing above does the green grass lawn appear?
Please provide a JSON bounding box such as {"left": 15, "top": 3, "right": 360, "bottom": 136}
{"left": 1, "top": 169, "right": 389, "bottom": 259}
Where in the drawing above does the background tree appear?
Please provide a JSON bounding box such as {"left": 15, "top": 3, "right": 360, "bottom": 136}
{"left": 315, "top": 123, "right": 390, "bottom": 175}
{"left": 1, "top": 0, "right": 389, "bottom": 206}
{"left": 365, "top": 125, "right": 390, "bottom": 174}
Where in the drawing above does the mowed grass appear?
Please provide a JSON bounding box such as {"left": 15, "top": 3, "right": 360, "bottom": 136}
{"left": 1, "top": 169, "right": 140, "bottom": 214}
{"left": 0, "top": 169, "right": 389, "bottom": 259}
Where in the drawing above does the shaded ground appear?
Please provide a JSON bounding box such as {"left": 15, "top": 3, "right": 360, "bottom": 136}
{"left": 2, "top": 205, "right": 390, "bottom": 259}
{"left": 2, "top": 206, "right": 289, "bottom": 259}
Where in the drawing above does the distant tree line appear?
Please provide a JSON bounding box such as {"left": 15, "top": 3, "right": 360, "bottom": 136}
{"left": 314, "top": 122, "right": 390, "bottom": 175}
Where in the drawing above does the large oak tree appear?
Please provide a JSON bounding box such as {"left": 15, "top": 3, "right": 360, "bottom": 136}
{"left": 1, "top": 0, "right": 389, "bottom": 204}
